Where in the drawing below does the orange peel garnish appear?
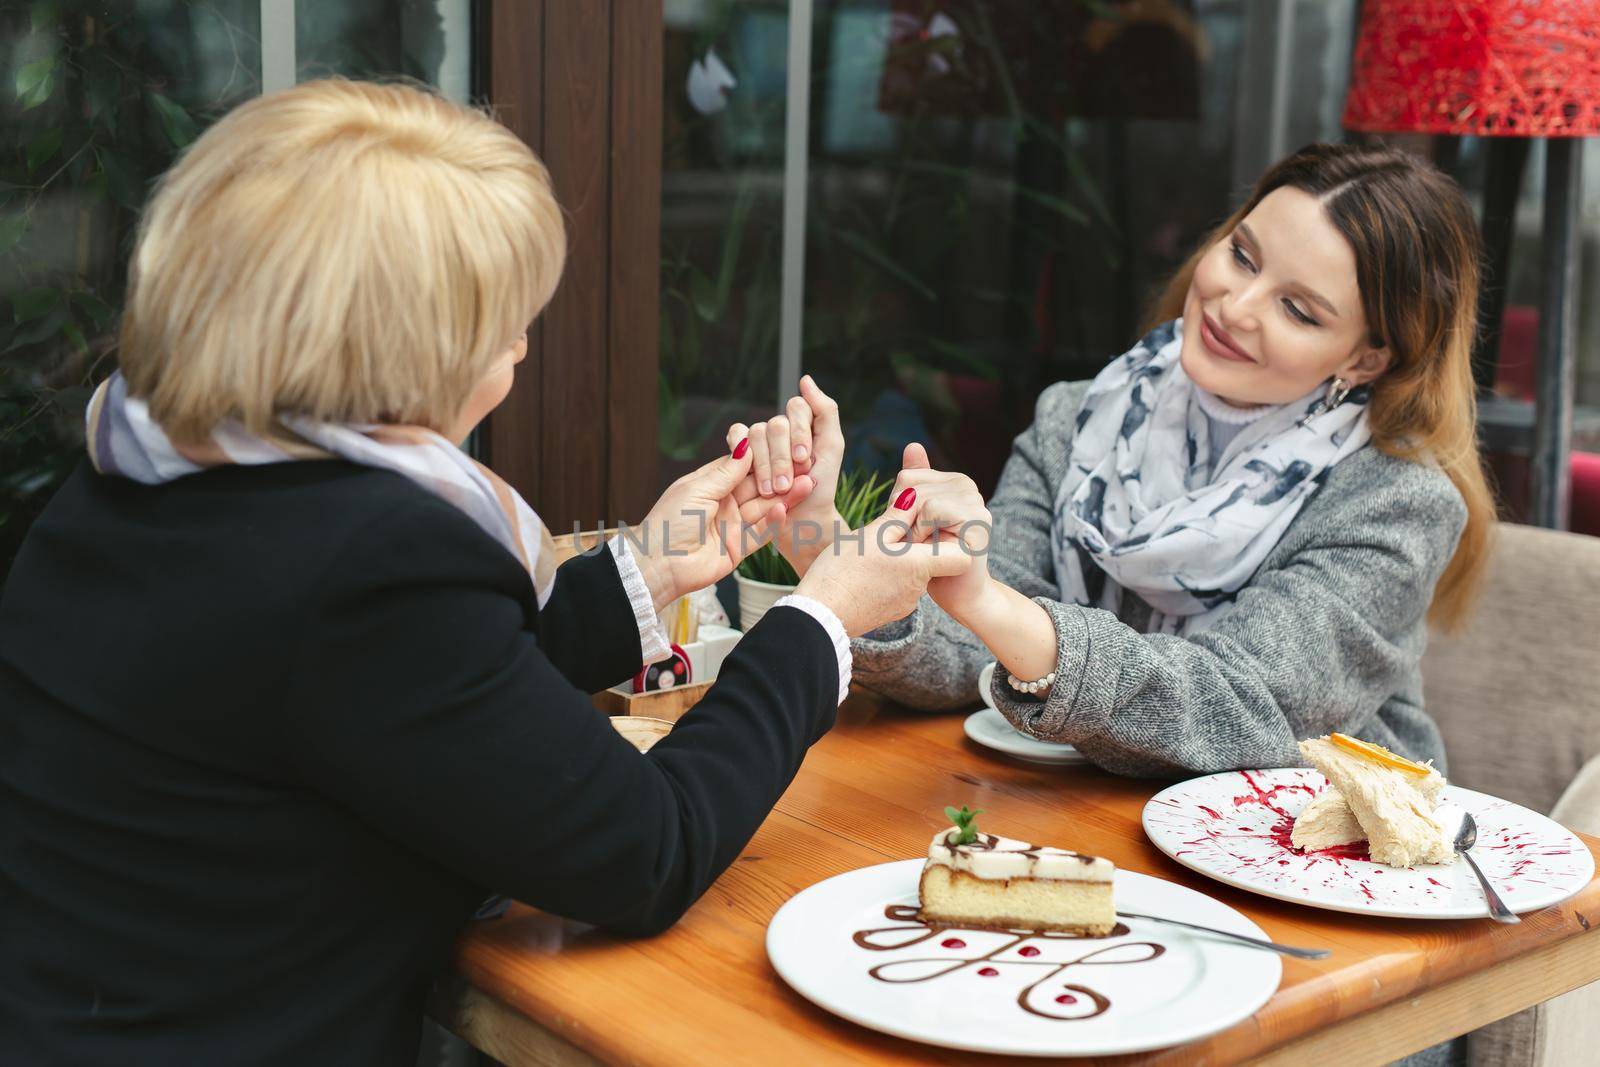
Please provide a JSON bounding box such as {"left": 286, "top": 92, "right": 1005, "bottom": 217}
{"left": 1329, "top": 733, "right": 1431, "bottom": 776}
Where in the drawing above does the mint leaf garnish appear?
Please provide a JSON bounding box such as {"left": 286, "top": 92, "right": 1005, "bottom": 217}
{"left": 943, "top": 804, "right": 983, "bottom": 845}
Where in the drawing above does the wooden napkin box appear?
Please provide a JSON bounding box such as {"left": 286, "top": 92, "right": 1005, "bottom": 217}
{"left": 591, "top": 681, "right": 711, "bottom": 722}
{"left": 552, "top": 529, "right": 732, "bottom": 723}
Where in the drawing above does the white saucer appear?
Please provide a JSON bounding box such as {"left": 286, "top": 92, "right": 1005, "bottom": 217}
{"left": 964, "top": 707, "right": 1087, "bottom": 766}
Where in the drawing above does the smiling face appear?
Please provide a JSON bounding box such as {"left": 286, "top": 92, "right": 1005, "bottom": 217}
{"left": 1179, "top": 187, "right": 1391, "bottom": 408}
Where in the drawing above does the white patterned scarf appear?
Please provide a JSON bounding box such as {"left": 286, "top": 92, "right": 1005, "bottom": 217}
{"left": 1051, "top": 318, "right": 1371, "bottom": 636}
{"left": 84, "top": 371, "right": 557, "bottom": 607}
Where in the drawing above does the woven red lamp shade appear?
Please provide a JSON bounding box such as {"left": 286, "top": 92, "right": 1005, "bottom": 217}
{"left": 1344, "top": 0, "right": 1600, "bottom": 137}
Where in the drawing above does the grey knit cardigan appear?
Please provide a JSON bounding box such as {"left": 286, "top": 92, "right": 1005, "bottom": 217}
{"left": 850, "top": 380, "right": 1469, "bottom": 779}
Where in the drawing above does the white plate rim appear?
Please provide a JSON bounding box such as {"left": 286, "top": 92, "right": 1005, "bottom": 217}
{"left": 766, "top": 859, "right": 1281, "bottom": 1057}
{"left": 963, "top": 707, "right": 1086, "bottom": 765}
{"left": 1142, "top": 768, "right": 1595, "bottom": 920}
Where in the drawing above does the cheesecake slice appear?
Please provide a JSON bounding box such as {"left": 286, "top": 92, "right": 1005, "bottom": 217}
{"left": 1289, "top": 787, "right": 1368, "bottom": 851}
{"left": 1297, "top": 735, "right": 1454, "bottom": 868}
{"left": 916, "top": 811, "right": 1116, "bottom": 935}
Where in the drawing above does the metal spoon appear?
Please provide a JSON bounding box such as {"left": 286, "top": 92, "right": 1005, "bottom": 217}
{"left": 1116, "top": 912, "right": 1331, "bottom": 959}
{"left": 1453, "top": 811, "right": 1521, "bottom": 924}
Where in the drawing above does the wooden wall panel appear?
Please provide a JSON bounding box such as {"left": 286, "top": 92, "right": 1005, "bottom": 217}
{"left": 485, "top": 0, "right": 661, "bottom": 531}
{"left": 537, "top": 3, "right": 611, "bottom": 528}
{"left": 607, "top": 0, "right": 663, "bottom": 523}
{"left": 484, "top": 0, "right": 544, "bottom": 505}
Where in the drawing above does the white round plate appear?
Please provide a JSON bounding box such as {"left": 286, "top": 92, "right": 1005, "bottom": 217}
{"left": 964, "top": 707, "right": 1087, "bottom": 765}
{"left": 1143, "top": 768, "right": 1594, "bottom": 919}
{"left": 767, "top": 860, "right": 1280, "bottom": 1057}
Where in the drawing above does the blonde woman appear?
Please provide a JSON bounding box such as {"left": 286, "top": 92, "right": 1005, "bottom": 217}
{"left": 742, "top": 143, "right": 1493, "bottom": 781}
{"left": 0, "top": 80, "right": 964, "bottom": 1064}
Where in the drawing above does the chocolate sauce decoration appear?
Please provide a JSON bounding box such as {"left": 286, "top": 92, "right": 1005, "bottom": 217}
{"left": 852, "top": 904, "right": 1165, "bottom": 1021}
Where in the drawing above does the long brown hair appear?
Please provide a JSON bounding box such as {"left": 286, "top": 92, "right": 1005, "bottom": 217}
{"left": 1144, "top": 142, "right": 1492, "bottom": 631}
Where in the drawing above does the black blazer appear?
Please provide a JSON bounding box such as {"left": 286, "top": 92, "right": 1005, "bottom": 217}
{"left": 0, "top": 460, "right": 840, "bottom": 1065}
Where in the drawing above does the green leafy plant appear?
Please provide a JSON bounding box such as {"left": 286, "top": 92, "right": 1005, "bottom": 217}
{"left": 1, "top": 3, "right": 256, "bottom": 578}
{"left": 735, "top": 466, "right": 893, "bottom": 586}
{"left": 835, "top": 467, "right": 895, "bottom": 530}
{"left": 733, "top": 536, "right": 802, "bottom": 587}
{"left": 944, "top": 804, "right": 983, "bottom": 845}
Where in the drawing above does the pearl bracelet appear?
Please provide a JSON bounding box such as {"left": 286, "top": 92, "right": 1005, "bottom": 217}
{"left": 1007, "top": 670, "right": 1056, "bottom": 695}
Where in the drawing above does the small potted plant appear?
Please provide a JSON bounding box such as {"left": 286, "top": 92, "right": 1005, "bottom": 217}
{"left": 734, "top": 467, "right": 892, "bottom": 631}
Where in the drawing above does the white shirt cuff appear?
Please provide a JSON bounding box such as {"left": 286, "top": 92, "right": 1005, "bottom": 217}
{"left": 773, "top": 593, "right": 852, "bottom": 705}
{"left": 608, "top": 537, "right": 671, "bottom": 665}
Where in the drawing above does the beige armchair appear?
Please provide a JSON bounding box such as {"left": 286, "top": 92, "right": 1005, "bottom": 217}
{"left": 1421, "top": 522, "right": 1600, "bottom": 1067}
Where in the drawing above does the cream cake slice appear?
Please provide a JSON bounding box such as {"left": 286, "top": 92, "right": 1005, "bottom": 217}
{"left": 916, "top": 811, "right": 1116, "bottom": 935}
{"left": 1297, "top": 735, "right": 1454, "bottom": 868}
{"left": 1289, "top": 787, "right": 1367, "bottom": 851}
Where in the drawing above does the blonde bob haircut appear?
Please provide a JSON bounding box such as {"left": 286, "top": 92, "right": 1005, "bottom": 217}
{"left": 118, "top": 78, "right": 565, "bottom": 440}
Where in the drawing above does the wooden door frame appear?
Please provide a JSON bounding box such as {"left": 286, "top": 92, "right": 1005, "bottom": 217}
{"left": 478, "top": 0, "right": 662, "bottom": 532}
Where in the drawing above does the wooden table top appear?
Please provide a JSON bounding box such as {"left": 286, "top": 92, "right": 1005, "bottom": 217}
{"left": 445, "top": 692, "right": 1600, "bottom": 1066}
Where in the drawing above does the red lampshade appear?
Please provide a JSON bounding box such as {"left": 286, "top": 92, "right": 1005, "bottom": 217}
{"left": 1344, "top": 0, "right": 1600, "bottom": 137}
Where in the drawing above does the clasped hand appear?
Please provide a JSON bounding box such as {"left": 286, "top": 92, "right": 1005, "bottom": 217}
{"left": 629, "top": 447, "right": 813, "bottom": 614}
{"left": 629, "top": 375, "right": 983, "bottom": 637}
{"left": 723, "top": 378, "right": 997, "bottom": 627}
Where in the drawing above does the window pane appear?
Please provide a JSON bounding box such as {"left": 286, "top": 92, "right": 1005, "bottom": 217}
{"left": 655, "top": 0, "right": 1374, "bottom": 499}
{"left": 295, "top": 1, "right": 472, "bottom": 101}
{"left": 0, "top": 2, "right": 261, "bottom": 576}
{"left": 800, "top": 0, "right": 1270, "bottom": 493}
{"left": 1449, "top": 137, "right": 1600, "bottom": 412}
{"left": 0, "top": 3, "right": 476, "bottom": 578}
{"left": 659, "top": 0, "right": 790, "bottom": 484}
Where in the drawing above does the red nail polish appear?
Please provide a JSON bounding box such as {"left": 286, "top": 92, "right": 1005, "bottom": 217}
{"left": 894, "top": 487, "right": 916, "bottom": 510}
{"left": 733, "top": 438, "right": 749, "bottom": 459}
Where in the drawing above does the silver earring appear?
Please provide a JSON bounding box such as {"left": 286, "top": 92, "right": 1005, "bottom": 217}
{"left": 1325, "top": 376, "right": 1352, "bottom": 410}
